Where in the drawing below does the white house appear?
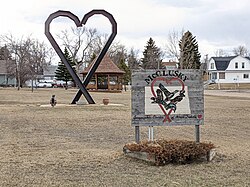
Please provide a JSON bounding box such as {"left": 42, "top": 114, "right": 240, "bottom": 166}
{"left": 208, "top": 55, "right": 250, "bottom": 84}
{"left": 0, "top": 60, "right": 16, "bottom": 86}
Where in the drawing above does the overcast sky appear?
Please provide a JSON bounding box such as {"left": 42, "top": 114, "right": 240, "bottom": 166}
{"left": 1, "top": 0, "right": 250, "bottom": 60}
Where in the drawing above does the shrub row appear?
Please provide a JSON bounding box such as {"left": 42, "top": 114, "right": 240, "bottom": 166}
{"left": 124, "top": 139, "right": 215, "bottom": 165}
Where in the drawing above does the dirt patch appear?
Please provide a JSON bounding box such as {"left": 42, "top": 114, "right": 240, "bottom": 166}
{"left": 0, "top": 88, "right": 249, "bottom": 186}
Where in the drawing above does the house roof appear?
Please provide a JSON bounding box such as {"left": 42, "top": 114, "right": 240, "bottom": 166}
{"left": 162, "top": 61, "right": 177, "bottom": 67}
{"left": 82, "top": 54, "right": 125, "bottom": 74}
{"left": 211, "top": 56, "right": 236, "bottom": 71}
{"left": 0, "top": 60, "right": 8, "bottom": 74}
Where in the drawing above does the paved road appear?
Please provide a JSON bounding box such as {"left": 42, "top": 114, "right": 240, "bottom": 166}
{"left": 205, "top": 89, "right": 250, "bottom": 98}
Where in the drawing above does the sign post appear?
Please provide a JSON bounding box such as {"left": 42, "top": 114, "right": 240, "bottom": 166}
{"left": 131, "top": 69, "right": 204, "bottom": 142}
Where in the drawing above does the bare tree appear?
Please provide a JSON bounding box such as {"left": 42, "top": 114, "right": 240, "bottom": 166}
{"left": 89, "top": 33, "right": 108, "bottom": 55}
{"left": 200, "top": 54, "right": 209, "bottom": 75}
{"left": 57, "top": 27, "right": 130, "bottom": 69}
{"left": 0, "top": 34, "right": 52, "bottom": 90}
{"left": 165, "top": 29, "right": 184, "bottom": 61}
{"left": 214, "top": 49, "right": 227, "bottom": 57}
{"left": 233, "top": 45, "right": 248, "bottom": 56}
{"left": 56, "top": 27, "right": 99, "bottom": 74}
{"left": 127, "top": 48, "right": 140, "bottom": 69}
{"left": 0, "top": 45, "right": 11, "bottom": 60}
{"left": 109, "top": 42, "right": 127, "bottom": 65}
{"left": 86, "top": 32, "right": 127, "bottom": 64}
{"left": 29, "top": 40, "right": 53, "bottom": 92}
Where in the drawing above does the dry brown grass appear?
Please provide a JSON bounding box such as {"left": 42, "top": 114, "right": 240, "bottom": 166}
{"left": 0, "top": 87, "right": 249, "bottom": 186}
{"left": 208, "top": 83, "right": 250, "bottom": 90}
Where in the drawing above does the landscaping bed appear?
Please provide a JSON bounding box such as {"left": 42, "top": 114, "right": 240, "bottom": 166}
{"left": 124, "top": 139, "right": 215, "bottom": 165}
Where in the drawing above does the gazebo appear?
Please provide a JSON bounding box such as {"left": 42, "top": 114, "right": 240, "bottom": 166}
{"left": 81, "top": 54, "right": 125, "bottom": 92}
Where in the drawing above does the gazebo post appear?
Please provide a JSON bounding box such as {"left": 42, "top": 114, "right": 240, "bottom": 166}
{"left": 95, "top": 74, "right": 98, "bottom": 90}
{"left": 108, "top": 74, "right": 110, "bottom": 91}
{"left": 118, "top": 75, "right": 122, "bottom": 90}
{"left": 117, "top": 75, "right": 119, "bottom": 90}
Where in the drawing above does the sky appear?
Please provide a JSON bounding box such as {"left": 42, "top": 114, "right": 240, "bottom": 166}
{"left": 1, "top": 0, "right": 250, "bottom": 61}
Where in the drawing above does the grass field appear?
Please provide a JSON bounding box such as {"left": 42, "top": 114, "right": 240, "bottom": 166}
{"left": 0, "top": 87, "right": 249, "bottom": 186}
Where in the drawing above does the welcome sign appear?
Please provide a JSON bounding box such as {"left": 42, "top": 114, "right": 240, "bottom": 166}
{"left": 132, "top": 69, "right": 204, "bottom": 126}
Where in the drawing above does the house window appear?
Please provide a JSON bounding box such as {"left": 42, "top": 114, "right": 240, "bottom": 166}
{"left": 235, "top": 62, "right": 238, "bottom": 69}
{"left": 211, "top": 72, "right": 217, "bottom": 80}
{"left": 243, "top": 74, "right": 249, "bottom": 79}
{"left": 210, "top": 63, "right": 214, "bottom": 69}
{"left": 242, "top": 62, "right": 245, "bottom": 68}
{"left": 219, "top": 72, "right": 225, "bottom": 79}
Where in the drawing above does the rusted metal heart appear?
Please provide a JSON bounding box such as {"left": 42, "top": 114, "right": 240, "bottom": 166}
{"left": 45, "top": 10, "right": 117, "bottom": 104}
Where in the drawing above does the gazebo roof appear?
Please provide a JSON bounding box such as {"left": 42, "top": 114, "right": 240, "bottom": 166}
{"left": 82, "top": 54, "right": 125, "bottom": 74}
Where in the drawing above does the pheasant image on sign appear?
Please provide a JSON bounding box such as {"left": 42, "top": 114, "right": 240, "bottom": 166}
{"left": 145, "top": 77, "right": 191, "bottom": 122}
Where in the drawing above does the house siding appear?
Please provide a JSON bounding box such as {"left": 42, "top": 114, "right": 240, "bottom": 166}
{"left": 227, "top": 56, "right": 250, "bottom": 70}
{"left": 0, "top": 60, "right": 16, "bottom": 86}
{"left": 208, "top": 59, "right": 217, "bottom": 70}
{"left": 0, "top": 74, "right": 16, "bottom": 86}
{"left": 224, "top": 71, "right": 250, "bottom": 83}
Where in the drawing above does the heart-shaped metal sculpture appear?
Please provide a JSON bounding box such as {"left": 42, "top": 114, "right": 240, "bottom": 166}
{"left": 45, "top": 10, "right": 117, "bottom": 104}
{"left": 150, "top": 77, "right": 185, "bottom": 122}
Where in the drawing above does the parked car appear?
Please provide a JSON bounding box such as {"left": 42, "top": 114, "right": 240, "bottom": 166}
{"left": 25, "top": 80, "right": 38, "bottom": 88}
{"left": 37, "top": 81, "right": 53, "bottom": 88}
{"left": 36, "top": 80, "right": 54, "bottom": 88}
{"left": 53, "top": 80, "right": 74, "bottom": 88}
